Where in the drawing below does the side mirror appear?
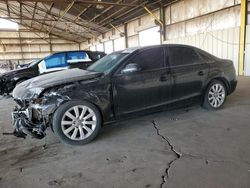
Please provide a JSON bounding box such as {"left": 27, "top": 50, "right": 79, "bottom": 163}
{"left": 121, "top": 63, "right": 141, "bottom": 74}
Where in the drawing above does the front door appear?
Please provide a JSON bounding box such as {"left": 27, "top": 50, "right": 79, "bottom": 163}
{"left": 112, "top": 47, "right": 172, "bottom": 116}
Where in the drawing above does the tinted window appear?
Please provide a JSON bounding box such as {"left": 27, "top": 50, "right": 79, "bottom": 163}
{"left": 168, "top": 47, "right": 200, "bottom": 66}
{"left": 44, "top": 53, "right": 67, "bottom": 69}
{"left": 88, "top": 52, "right": 106, "bottom": 62}
{"left": 67, "top": 51, "right": 91, "bottom": 63}
{"left": 197, "top": 50, "right": 216, "bottom": 61}
{"left": 129, "top": 48, "right": 164, "bottom": 71}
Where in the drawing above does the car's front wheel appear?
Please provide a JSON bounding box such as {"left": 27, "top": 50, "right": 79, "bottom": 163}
{"left": 202, "top": 79, "right": 227, "bottom": 110}
{"left": 52, "top": 101, "right": 102, "bottom": 145}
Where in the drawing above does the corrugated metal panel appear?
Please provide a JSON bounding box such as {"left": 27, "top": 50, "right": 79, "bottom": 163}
{"left": 164, "top": 27, "right": 240, "bottom": 74}
{"left": 170, "top": 0, "right": 235, "bottom": 24}
{"left": 245, "top": 25, "right": 250, "bottom": 76}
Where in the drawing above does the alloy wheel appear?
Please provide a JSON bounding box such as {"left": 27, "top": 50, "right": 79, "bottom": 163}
{"left": 208, "top": 83, "right": 226, "bottom": 108}
{"left": 61, "top": 105, "right": 97, "bottom": 140}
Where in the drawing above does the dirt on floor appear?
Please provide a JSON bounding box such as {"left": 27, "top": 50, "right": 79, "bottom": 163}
{"left": 0, "top": 77, "right": 250, "bottom": 188}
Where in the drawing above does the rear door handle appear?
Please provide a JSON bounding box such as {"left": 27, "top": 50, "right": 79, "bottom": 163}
{"left": 160, "top": 74, "right": 169, "bottom": 82}
{"left": 160, "top": 76, "right": 167, "bottom": 82}
{"left": 198, "top": 71, "right": 204, "bottom": 76}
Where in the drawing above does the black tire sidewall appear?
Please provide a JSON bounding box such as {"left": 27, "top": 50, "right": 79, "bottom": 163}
{"left": 52, "top": 100, "right": 102, "bottom": 145}
{"left": 203, "top": 80, "right": 227, "bottom": 110}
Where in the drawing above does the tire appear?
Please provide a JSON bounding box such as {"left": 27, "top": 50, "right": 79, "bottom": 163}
{"left": 52, "top": 100, "right": 102, "bottom": 145}
{"left": 202, "top": 79, "right": 227, "bottom": 110}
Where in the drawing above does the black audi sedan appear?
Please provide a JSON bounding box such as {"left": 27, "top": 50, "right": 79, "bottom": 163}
{"left": 11, "top": 44, "right": 237, "bottom": 145}
{"left": 0, "top": 50, "right": 106, "bottom": 95}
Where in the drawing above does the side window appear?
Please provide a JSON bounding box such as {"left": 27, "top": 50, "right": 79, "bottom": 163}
{"left": 44, "top": 53, "right": 67, "bottom": 69}
{"left": 67, "top": 51, "right": 91, "bottom": 63}
{"left": 129, "top": 48, "right": 164, "bottom": 71}
{"left": 168, "top": 47, "right": 200, "bottom": 67}
{"left": 197, "top": 50, "right": 214, "bottom": 61}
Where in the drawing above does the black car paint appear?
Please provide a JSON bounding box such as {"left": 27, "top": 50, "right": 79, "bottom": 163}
{"left": 11, "top": 45, "right": 237, "bottom": 139}
{"left": 0, "top": 50, "right": 106, "bottom": 95}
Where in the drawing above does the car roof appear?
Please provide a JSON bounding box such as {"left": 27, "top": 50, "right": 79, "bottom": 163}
{"left": 51, "top": 50, "right": 106, "bottom": 55}
{"left": 119, "top": 44, "right": 198, "bottom": 54}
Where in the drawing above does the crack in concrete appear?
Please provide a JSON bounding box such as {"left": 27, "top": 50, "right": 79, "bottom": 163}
{"left": 152, "top": 120, "right": 182, "bottom": 188}
{"left": 182, "top": 153, "right": 250, "bottom": 166}
{"left": 152, "top": 120, "right": 250, "bottom": 188}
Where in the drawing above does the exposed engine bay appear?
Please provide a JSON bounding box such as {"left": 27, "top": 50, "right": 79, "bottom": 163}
{"left": 11, "top": 86, "right": 72, "bottom": 139}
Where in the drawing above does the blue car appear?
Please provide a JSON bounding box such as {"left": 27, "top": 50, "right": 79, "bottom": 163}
{"left": 0, "top": 50, "right": 106, "bottom": 95}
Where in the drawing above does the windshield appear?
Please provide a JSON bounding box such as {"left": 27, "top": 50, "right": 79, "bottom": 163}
{"left": 87, "top": 52, "right": 128, "bottom": 73}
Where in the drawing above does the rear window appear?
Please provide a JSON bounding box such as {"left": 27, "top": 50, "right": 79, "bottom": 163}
{"left": 67, "top": 51, "right": 91, "bottom": 63}
{"left": 197, "top": 49, "right": 217, "bottom": 61}
{"left": 168, "top": 47, "right": 200, "bottom": 66}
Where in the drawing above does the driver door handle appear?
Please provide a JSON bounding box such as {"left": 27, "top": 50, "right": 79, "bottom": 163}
{"left": 198, "top": 71, "right": 204, "bottom": 76}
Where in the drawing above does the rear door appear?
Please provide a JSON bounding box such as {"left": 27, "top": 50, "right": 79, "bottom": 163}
{"left": 67, "top": 51, "right": 92, "bottom": 70}
{"left": 167, "top": 46, "right": 209, "bottom": 101}
{"left": 112, "top": 47, "right": 172, "bottom": 116}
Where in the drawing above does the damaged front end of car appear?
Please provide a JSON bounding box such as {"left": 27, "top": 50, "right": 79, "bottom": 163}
{"left": 11, "top": 85, "right": 72, "bottom": 139}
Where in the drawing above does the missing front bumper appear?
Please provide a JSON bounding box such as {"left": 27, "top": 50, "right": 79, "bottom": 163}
{"left": 12, "top": 110, "right": 47, "bottom": 139}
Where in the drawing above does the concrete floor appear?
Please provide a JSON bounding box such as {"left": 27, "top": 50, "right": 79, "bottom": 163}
{"left": 0, "top": 77, "right": 250, "bottom": 188}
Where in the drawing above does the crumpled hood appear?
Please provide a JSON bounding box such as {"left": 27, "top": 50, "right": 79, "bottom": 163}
{"left": 12, "top": 68, "right": 103, "bottom": 100}
{"left": 0, "top": 67, "right": 30, "bottom": 78}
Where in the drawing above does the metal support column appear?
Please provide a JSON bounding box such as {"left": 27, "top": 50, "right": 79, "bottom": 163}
{"left": 159, "top": 5, "right": 166, "bottom": 44}
{"left": 239, "top": 0, "right": 247, "bottom": 75}
{"left": 124, "top": 23, "right": 128, "bottom": 48}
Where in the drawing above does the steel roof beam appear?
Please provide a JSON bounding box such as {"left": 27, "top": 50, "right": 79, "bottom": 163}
{"left": 0, "top": 6, "right": 82, "bottom": 42}
{"left": 21, "top": 2, "right": 103, "bottom": 34}
{"left": 39, "top": 2, "right": 54, "bottom": 32}
{"left": 47, "top": 0, "right": 75, "bottom": 35}
{"left": 13, "top": 0, "right": 140, "bottom": 7}
{"left": 5, "top": 0, "right": 10, "bottom": 16}
{"left": 30, "top": 1, "right": 38, "bottom": 27}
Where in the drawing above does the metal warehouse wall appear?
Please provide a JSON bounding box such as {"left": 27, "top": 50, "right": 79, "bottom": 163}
{"left": 82, "top": 0, "right": 250, "bottom": 76}
{"left": 0, "top": 0, "right": 249, "bottom": 75}
{"left": 0, "top": 25, "right": 80, "bottom": 67}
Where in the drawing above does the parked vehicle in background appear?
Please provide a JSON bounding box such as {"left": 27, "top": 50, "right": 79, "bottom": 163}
{"left": 16, "top": 59, "right": 40, "bottom": 69}
{"left": 0, "top": 50, "right": 106, "bottom": 95}
{"left": 16, "top": 63, "right": 32, "bottom": 69}
{"left": 0, "top": 68, "right": 7, "bottom": 74}
{"left": 11, "top": 45, "right": 237, "bottom": 145}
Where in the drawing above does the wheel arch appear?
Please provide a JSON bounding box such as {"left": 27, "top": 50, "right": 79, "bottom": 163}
{"left": 79, "top": 99, "right": 104, "bottom": 126}
{"left": 201, "top": 76, "right": 230, "bottom": 104}
{"left": 204, "top": 76, "right": 230, "bottom": 95}
{"left": 54, "top": 98, "right": 105, "bottom": 127}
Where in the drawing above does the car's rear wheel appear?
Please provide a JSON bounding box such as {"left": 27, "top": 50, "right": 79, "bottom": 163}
{"left": 202, "top": 80, "right": 227, "bottom": 110}
{"left": 52, "top": 101, "right": 102, "bottom": 145}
